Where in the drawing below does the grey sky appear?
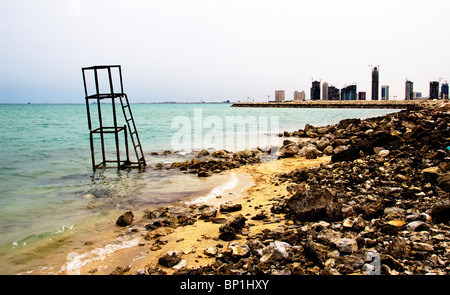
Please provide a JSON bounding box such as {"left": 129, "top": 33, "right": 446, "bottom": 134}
{"left": 1, "top": 0, "right": 449, "bottom": 103}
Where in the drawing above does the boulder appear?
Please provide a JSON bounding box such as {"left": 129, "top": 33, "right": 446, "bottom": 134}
{"left": 219, "top": 214, "right": 247, "bottom": 241}
{"left": 196, "top": 150, "right": 210, "bottom": 157}
{"left": 337, "top": 238, "right": 358, "bottom": 254}
{"left": 298, "top": 144, "right": 322, "bottom": 159}
{"left": 116, "top": 211, "right": 134, "bottom": 227}
{"left": 331, "top": 146, "right": 361, "bottom": 162}
{"left": 158, "top": 252, "right": 181, "bottom": 268}
{"left": 437, "top": 172, "right": 450, "bottom": 190}
{"left": 220, "top": 202, "right": 242, "bottom": 212}
{"left": 278, "top": 144, "right": 300, "bottom": 158}
{"left": 197, "top": 171, "right": 212, "bottom": 177}
{"left": 406, "top": 221, "right": 429, "bottom": 232}
{"left": 431, "top": 201, "right": 450, "bottom": 223}
{"left": 260, "top": 241, "right": 292, "bottom": 263}
{"left": 211, "top": 150, "right": 232, "bottom": 159}
{"left": 287, "top": 188, "right": 341, "bottom": 222}
{"left": 316, "top": 137, "right": 331, "bottom": 151}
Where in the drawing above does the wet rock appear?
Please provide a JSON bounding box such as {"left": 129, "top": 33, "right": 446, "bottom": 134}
{"left": 198, "top": 171, "right": 212, "bottom": 177}
{"left": 116, "top": 211, "right": 134, "bottom": 227}
{"left": 158, "top": 252, "right": 181, "bottom": 268}
{"left": 196, "top": 150, "right": 210, "bottom": 157}
{"left": 287, "top": 188, "right": 341, "bottom": 222}
{"left": 211, "top": 150, "right": 232, "bottom": 159}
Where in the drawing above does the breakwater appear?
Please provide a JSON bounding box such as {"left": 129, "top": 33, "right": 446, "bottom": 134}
{"left": 231, "top": 100, "right": 436, "bottom": 110}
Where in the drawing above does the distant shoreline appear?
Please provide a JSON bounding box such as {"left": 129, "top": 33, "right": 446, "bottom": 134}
{"left": 232, "top": 100, "right": 445, "bottom": 110}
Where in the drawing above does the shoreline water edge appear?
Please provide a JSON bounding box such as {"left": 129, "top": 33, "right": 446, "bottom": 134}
{"left": 3, "top": 102, "right": 450, "bottom": 275}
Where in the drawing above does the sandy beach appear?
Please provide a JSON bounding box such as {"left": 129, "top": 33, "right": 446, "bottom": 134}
{"left": 61, "top": 155, "right": 330, "bottom": 275}
{"left": 29, "top": 101, "right": 449, "bottom": 276}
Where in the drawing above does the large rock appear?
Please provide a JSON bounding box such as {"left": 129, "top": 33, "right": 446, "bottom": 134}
{"left": 316, "top": 137, "right": 331, "bottom": 151}
{"left": 158, "top": 252, "right": 181, "bottom": 268}
{"left": 431, "top": 201, "right": 450, "bottom": 223}
{"left": 219, "top": 214, "right": 247, "bottom": 241}
{"left": 278, "top": 144, "right": 300, "bottom": 158}
{"left": 298, "top": 144, "right": 322, "bottom": 159}
{"left": 437, "top": 172, "right": 450, "bottom": 190}
{"left": 260, "top": 241, "right": 292, "bottom": 263}
{"left": 116, "top": 211, "right": 134, "bottom": 227}
{"left": 220, "top": 202, "right": 242, "bottom": 212}
{"left": 287, "top": 188, "right": 341, "bottom": 222}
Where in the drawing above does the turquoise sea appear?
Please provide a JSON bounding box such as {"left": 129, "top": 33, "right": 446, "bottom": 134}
{"left": 0, "top": 103, "right": 396, "bottom": 274}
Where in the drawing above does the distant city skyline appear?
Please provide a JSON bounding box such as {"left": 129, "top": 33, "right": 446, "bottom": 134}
{"left": 1, "top": 0, "right": 449, "bottom": 103}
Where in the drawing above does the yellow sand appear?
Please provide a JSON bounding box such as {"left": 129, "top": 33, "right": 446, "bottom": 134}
{"left": 70, "top": 155, "right": 331, "bottom": 275}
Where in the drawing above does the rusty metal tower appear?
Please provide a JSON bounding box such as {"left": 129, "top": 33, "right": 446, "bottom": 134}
{"left": 82, "top": 65, "right": 146, "bottom": 170}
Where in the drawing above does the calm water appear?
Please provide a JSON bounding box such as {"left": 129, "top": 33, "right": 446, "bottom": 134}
{"left": 0, "top": 103, "right": 396, "bottom": 274}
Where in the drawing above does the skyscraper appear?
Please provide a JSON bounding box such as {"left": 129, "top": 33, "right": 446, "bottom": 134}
{"left": 311, "top": 81, "right": 321, "bottom": 100}
{"left": 405, "top": 80, "right": 413, "bottom": 100}
{"left": 429, "top": 82, "right": 439, "bottom": 99}
{"left": 381, "top": 85, "right": 389, "bottom": 100}
{"left": 371, "top": 67, "right": 379, "bottom": 100}
{"left": 341, "top": 85, "right": 357, "bottom": 100}
{"left": 322, "top": 82, "right": 329, "bottom": 101}
{"left": 328, "top": 86, "right": 340, "bottom": 100}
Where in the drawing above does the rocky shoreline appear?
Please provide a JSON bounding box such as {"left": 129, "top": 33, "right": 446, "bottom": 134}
{"left": 110, "top": 103, "right": 449, "bottom": 275}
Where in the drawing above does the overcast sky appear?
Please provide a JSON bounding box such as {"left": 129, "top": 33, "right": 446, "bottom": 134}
{"left": 1, "top": 0, "right": 449, "bottom": 103}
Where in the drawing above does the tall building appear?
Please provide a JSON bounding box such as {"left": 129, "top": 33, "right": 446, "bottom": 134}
{"left": 275, "top": 90, "right": 285, "bottom": 102}
{"left": 381, "top": 85, "right": 389, "bottom": 100}
{"left": 294, "top": 90, "right": 305, "bottom": 101}
{"left": 341, "top": 85, "right": 357, "bottom": 100}
{"left": 429, "top": 81, "right": 439, "bottom": 99}
{"left": 405, "top": 80, "right": 413, "bottom": 100}
{"left": 371, "top": 67, "right": 379, "bottom": 100}
{"left": 322, "top": 82, "right": 329, "bottom": 100}
{"left": 441, "top": 83, "right": 449, "bottom": 100}
{"left": 311, "top": 81, "right": 321, "bottom": 100}
{"left": 328, "top": 86, "right": 340, "bottom": 100}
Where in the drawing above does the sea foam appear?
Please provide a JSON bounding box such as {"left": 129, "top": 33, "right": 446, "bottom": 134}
{"left": 61, "top": 238, "right": 140, "bottom": 274}
{"left": 186, "top": 173, "right": 252, "bottom": 205}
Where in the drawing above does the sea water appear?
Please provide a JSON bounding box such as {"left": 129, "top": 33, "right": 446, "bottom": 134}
{"left": 0, "top": 103, "right": 396, "bottom": 274}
